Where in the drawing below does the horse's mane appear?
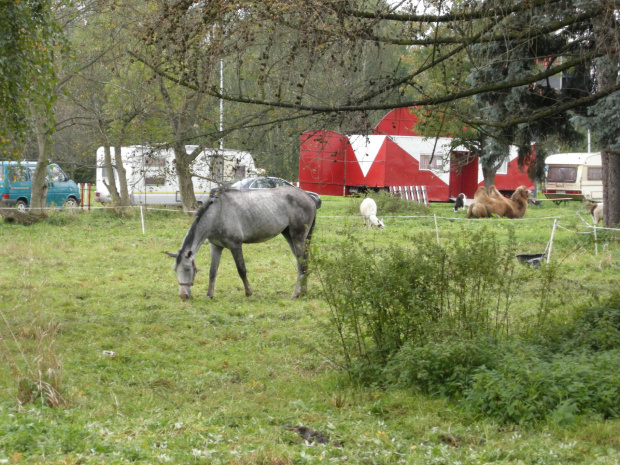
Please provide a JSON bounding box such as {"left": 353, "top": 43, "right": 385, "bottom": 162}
{"left": 179, "top": 197, "right": 216, "bottom": 255}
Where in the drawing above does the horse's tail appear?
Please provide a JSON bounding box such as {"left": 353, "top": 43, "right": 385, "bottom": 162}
{"left": 306, "top": 209, "right": 317, "bottom": 244}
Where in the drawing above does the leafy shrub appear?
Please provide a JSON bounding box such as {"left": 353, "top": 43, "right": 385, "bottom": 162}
{"left": 464, "top": 348, "right": 620, "bottom": 424}
{"left": 316, "top": 227, "right": 519, "bottom": 383}
{"left": 562, "top": 293, "right": 620, "bottom": 351}
{"left": 317, "top": 224, "right": 620, "bottom": 424}
{"left": 383, "top": 338, "right": 500, "bottom": 397}
{"left": 534, "top": 292, "right": 620, "bottom": 353}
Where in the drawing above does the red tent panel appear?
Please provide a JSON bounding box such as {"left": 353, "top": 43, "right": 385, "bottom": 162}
{"left": 344, "top": 137, "right": 387, "bottom": 188}
{"left": 299, "top": 130, "right": 348, "bottom": 196}
{"left": 374, "top": 108, "right": 422, "bottom": 136}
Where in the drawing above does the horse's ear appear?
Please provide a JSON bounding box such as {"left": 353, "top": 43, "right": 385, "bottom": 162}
{"left": 165, "top": 251, "right": 178, "bottom": 258}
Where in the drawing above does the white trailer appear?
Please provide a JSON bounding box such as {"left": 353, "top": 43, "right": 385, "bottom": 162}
{"left": 542, "top": 152, "right": 602, "bottom": 202}
{"left": 94, "top": 145, "right": 257, "bottom": 206}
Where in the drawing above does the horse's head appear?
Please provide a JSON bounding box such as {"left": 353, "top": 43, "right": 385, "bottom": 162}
{"left": 165, "top": 250, "right": 199, "bottom": 300}
{"left": 377, "top": 218, "right": 385, "bottom": 229}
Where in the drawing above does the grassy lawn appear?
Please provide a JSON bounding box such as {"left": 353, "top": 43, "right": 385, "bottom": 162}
{"left": 0, "top": 197, "right": 619, "bottom": 464}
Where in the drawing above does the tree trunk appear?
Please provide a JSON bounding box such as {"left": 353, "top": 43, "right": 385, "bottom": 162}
{"left": 113, "top": 143, "right": 131, "bottom": 207}
{"left": 29, "top": 119, "right": 50, "bottom": 216}
{"left": 103, "top": 144, "right": 121, "bottom": 205}
{"left": 158, "top": 74, "right": 203, "bottom": 213}
{"left": 482, "top": 164, "right": 496, "bottom": 190}
{"left": 173, "top": 144, "right": 198, "bottom": 213}
{"left": 592, "top": 5, "right": 620, "bottom": 227}
{"left": 601, "top": 149, "right": 620, "bottom": 226}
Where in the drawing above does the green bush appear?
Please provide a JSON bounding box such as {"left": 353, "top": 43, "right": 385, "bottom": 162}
{"left": 317, "top": 224, "right": 620, "bottom": 424}
{"left": 464, "top": 348, "right": 620, "bottom": 424}
{"left": 534, "top": 292, "right": 620, "bottom": 353}
{"left": 316, "top": 227, "right": 519, "bottom": 382}
{"left": 383, "top": 338, "right": 500, "bottom": 397}
{"left": 562, "top": 293, "right": 620, "bottom": 351}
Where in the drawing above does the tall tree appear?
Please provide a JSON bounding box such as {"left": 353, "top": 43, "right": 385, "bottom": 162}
{"left": 123, "top": 1, "right": 617, "bottom": 217}
{"left": 0, "top": 0, "right": 61, "bottom": 151}
{"left": 573, "top": 2, "right": 620, "bottom": 226}
{"left": 0, "top": 0, "right": 69, "bottom": 215}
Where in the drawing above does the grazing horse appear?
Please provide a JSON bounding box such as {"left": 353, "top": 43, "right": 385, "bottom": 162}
{"left": 167, "top": 186, "right": 317, "bottom": 300}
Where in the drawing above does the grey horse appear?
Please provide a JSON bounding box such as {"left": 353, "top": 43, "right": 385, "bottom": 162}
{"left": 167, "top": 186, "right": 317, "bottom": 300}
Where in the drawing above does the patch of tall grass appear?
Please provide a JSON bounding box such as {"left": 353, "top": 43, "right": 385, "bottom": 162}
{"left": 315, "top": 226, "right": 620, "bottom": 423}
{"left": 0, "top": 312, "right": 66, "bottom": 409}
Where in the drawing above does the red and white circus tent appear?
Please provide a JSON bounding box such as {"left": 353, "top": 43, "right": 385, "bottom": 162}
{"left": 298, "top": 108, "right": 533, "bottom": 202}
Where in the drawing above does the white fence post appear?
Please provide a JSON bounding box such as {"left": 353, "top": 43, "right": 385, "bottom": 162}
{"left": 140, "top": 205, "right": 146, "bottom": 235}
{"left": 547, "top": 219, "right": 557, "bottom": 264}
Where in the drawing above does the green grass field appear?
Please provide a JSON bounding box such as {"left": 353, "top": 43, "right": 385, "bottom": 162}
{"left": 0, "top": 197, "right": 619, "bottom": 464}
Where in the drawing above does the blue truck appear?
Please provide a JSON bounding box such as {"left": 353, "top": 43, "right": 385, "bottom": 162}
{"left": 0, "top": 161, "right": 81, "bottom": 212}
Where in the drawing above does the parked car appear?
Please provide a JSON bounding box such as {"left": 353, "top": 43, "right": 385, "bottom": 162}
{"left": 229, "top": 176, "right": 322, "bottom": 208}
{"left": 0, "top": 161, "right": 81, "bottom": 212}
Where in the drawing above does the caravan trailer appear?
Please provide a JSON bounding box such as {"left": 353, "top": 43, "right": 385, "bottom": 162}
{"left": 299, "top": 108, "right": 534, "bottom": 201}
{"left": 542, "top": 152, "right": 602, "bottom": 202}
{"left": 94, "top": 145, "right": 257, "bottom": 206}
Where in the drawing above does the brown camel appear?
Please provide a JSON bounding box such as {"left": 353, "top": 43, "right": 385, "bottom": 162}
{"left": 502, "top": 186, "right": 530, "bottom": 219}
{"left": 467, "top": 186, "right": 512, "bottom": 218}
{"left": 467, "top": 185, "right": 530, "bottom": 218}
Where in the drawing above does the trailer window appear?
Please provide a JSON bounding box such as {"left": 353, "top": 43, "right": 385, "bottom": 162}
{"left": 145, "top": 175, "right": 165, "bottom": 186}
{"left": 145, "top": 156, "right": 166, "bottom": 167}
{"left": 547, "top": 166, "right": 577, "bottom": 182}
{"left": 587, "top": 167, "right": 602, "bottom": 181}
{"left": 420, "top": 154, "right": 442, "bottom": 171}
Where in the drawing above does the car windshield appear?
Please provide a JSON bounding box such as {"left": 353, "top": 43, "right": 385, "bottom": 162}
{"left": 252, "top": 178, "right": 275, "bottom": 188}
{"left": 48, "top": 165, "right": 67, "bottom": 182}
{"left": 273, "top": 179, "right": 292, "bottom": 187}
{"left": 230, "top": 177, "right": 295, "bottom": 190}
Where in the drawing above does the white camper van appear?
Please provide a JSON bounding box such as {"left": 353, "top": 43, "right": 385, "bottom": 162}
{"left": 542, "top": 152, "right": 602, "bottom": 202}
{"left": 94, "top": 145, "right": 257, "bottom": 206}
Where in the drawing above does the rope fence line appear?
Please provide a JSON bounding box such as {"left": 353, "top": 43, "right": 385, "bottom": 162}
{"left": 0, "top": 204, "right": 191, "bottom": 213}
{"left": 555, "top": 223, "right": 593, "bottom": 235}
{"left": 320, "top": 214, "right": 577, "bottom": 221}
{"left": 2, "top": 203, "right": 620, "bottom": 234}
